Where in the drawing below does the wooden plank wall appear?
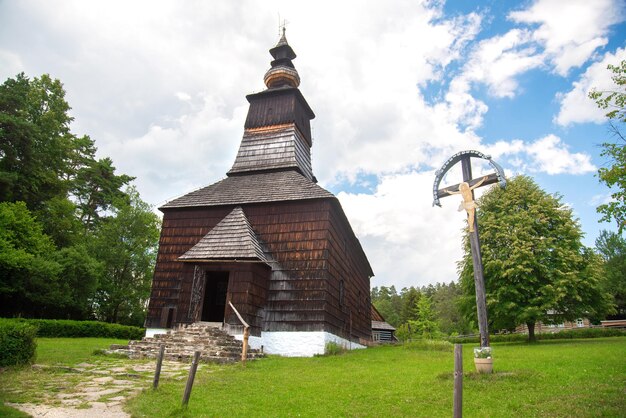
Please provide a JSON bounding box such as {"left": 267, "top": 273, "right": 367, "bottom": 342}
{"left": 245, "top": 90, "right": 313, "bottom": 145}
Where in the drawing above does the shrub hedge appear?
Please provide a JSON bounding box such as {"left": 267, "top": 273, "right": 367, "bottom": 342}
{"left": 1, "top": 318, "right": 144, "bottom": 340}
{"left": 447, "top": 327, "right": 626, "bottom": 344}
{"left": 0, "top": 319, "right": 37, "bottom": 367}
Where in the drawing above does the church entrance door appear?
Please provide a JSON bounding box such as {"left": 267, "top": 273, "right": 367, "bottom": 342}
{"left": 201, "top": 271, "right": 229, "bottom": 322}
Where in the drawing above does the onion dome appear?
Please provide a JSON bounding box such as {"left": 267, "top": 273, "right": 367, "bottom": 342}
{"left": 263, "top": 28, "right": 301, "bottom": 89}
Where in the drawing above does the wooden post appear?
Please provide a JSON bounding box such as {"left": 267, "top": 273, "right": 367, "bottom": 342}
{"left": 462, "top": 157, "right": 490, "bottom": 348}
{"left": 153, "top": 344, "right": 165, "bottom": 390}
{"left": 228, "top": 301, "right": 251, "bottom": 364}
{"left": 241, "top": 326, "right": 250, "bottom": 364}
{"left": 453, "top": 344, "right": 463, "bottom": 418}
{"left": 182, "top": 351, "right": 201, "bottom": 407}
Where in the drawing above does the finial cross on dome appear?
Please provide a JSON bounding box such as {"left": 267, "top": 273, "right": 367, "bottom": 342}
{"left": 278, "top": 17, "right": 289, "bottom": 37}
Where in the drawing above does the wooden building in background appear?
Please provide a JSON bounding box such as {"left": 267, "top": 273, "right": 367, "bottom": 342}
{"left": 144, "top": 31, "right": 374, "bottom": 356}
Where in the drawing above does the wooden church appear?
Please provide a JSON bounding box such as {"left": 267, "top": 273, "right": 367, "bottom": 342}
{"left": 144, "top": 31, "right": 374, "bottom": 356}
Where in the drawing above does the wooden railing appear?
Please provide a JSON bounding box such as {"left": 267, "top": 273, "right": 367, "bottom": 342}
{"left": 228, "top": 301, "right": 250, "bottom": 364}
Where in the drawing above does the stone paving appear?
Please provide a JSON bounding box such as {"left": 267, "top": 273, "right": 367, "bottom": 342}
{"left": 7, "top": 358, "right": 193, "bottom": 417}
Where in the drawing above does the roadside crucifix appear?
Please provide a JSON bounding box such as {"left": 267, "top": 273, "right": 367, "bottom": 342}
{"left": 433, "top": 150, "right": 506, "bottom": 348}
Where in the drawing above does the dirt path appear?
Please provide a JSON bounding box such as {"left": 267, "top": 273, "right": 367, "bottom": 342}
{"left": 7, "top": 359, "right": 191, "bottom": 417}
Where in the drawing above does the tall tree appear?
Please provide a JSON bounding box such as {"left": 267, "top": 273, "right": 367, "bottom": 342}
{"left": 90, "top": 188, "right": 160, "bottom": 326}
{"left": 595, "top": 230, "right": 626, "bottom": 317}
{"left": 589, "top": 60, "right": 626, "bottom": 231}
{"left": 0, "top": 74, "right": 73, "bottom": 208}
{"left": 0, "top": 73, "right": 133, "bottom": 243}
{"left": 459, "top": 176, "right": 614, "bottom": 341}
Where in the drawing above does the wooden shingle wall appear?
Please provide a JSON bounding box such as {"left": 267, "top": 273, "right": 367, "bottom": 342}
{"left": 244, "top": 200, "right": 331, "bottom": 333}
{"left": 146, "top": 198, "right": 372, "bottom": 341}
{"left": 146, "top": 207, "right": 232, "bottom": 328}
{"left": 325, "top": 201, "right": 373, "bottom": 341}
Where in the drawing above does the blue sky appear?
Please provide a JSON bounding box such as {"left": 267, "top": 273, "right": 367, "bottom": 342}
{"left": 0, "top": 0, "right": 625, "bottom": 289}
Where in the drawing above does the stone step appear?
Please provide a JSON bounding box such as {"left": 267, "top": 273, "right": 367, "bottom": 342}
{"left": 108, "top": 322, "right": 263, "bottom": 364}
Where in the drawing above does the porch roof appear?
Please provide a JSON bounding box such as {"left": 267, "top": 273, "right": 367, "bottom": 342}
{"left": 178, "top": 206, "right": 269, "bottom": 263}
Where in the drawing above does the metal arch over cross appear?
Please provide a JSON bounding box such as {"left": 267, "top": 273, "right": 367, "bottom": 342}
{"left": 433, "top": 150, "right": 506, "bottom": 350}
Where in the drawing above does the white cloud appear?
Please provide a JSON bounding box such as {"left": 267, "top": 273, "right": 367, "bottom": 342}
{"left": 483, "top": 135, "right": 595, "bottom": 175}
{"left": 442, "top": 0, "right": 624, "bottom": 118}
{"left": 509, "top": 0, "right": 624, "bottom": 75}
{"left": 555, "top": 47, "right": 626, "bottom": 126}
{"left": 525, "top": 134, "right": 596, "bottom": 174}
{"left": 458, "top": 29, "right": 543, "bottom": 98}
{"left": 337, "top": 171, "right": 466, "bottom": 288}
{"left": 589, "top": 193, "right": 613, "bottom": 206}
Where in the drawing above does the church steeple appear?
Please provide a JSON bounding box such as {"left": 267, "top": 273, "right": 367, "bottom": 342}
{"left": 264, "top": 28, "right": 300, "bottom": 89}
{"left": 227, "top": 31, "right": 316, "bottom": 181}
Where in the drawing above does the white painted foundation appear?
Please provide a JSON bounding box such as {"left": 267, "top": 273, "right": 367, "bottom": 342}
{"left": 145, "top": 328, "right": 167, "bottom": 338}
{"left": 145, "top": 327, "right": 365, "bottom": 357}
{"left": 235, "top": 331, "right": 366, "bottom": 357}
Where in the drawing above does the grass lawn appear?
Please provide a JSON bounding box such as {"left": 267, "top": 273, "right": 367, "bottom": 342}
{"left": 127, "top": 337, "right": 626, "bottom": 417}
{"left": 1, "top": 337, "right": 624, "bottom": 417}
{"left": 35, "top": 337, "right": 131, "bottom": 364}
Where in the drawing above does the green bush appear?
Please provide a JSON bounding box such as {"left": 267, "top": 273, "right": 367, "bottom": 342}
{"left": 447, "top": 327, "right": 626, "bottom": 344}
{"left": 0, "top": 319, "right": 37, "bottom": 367}
{"left": 537, "top": 327, "right": 625, "bottom": 340}
{"left": 1, "top": 318, "right": 143, "bottom": 340}
{"left": 323, "top": 341, "right": 348, "bottom": 356}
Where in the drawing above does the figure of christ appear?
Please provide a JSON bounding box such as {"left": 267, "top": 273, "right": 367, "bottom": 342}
{"left": 446, "top": 176, "right": 487, "bottom": 232}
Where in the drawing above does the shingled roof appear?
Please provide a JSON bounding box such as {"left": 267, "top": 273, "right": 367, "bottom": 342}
{"left": 372, "top": 320, "right": 396, "bottom": 331}
{"left": 160, "top": 170, "right": 334, "bottom": 209}
{"left": 228, "top": 125, "right": 313, "bottom": 180}
{"left": 178, "top": 206, "right": 268, "bottom": 263}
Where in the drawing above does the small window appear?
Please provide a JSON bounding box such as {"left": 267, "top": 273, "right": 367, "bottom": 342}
{"left": 339, "top": 280, "right": 345, "bottom": 307}
{"left": 576, "top": 318, "right": 584, "bottom": 327}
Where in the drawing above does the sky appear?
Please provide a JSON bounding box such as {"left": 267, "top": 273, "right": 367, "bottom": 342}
{"left": 1, "top": 0, "right": 625, "bottom": 290}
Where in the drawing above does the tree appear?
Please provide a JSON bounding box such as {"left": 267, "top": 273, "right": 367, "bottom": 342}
{"left": 399, "top": 286, "right": 421, "bottom": 323}
{"left": 589, "top": 60, "right": 626, "bottom": 231}
{"left": 408, "top": 295, "right": 440, "bottom": 338}
{"left": 90, "top": 188, "right": 160, "bottom": 326}
{"left": 459, "top": 176, "right": 614, "bottom": 341}
{"left": 595, "top": 230, "right": 626, "bottom": 317}
{"left": 0, "top": 202, "right": 63, "bottom": 317}
{"left": 0, "top": 74, "right": 73, "bottom": 208}
{"left": 0, "top": 73, "right": 133, "bottom": 243}
{"left": 431, "top": 282, "right": 472, "bottom": 335}
{"left": 73, "top": 157, "right": 134, "bottom": 232}
{"left": 52, "top": 244, "right": 102, "bottom": 319}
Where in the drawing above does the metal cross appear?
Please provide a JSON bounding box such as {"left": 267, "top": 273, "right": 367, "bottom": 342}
{"left": 433, "top": 150, "right": 506, "bottom": 348}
